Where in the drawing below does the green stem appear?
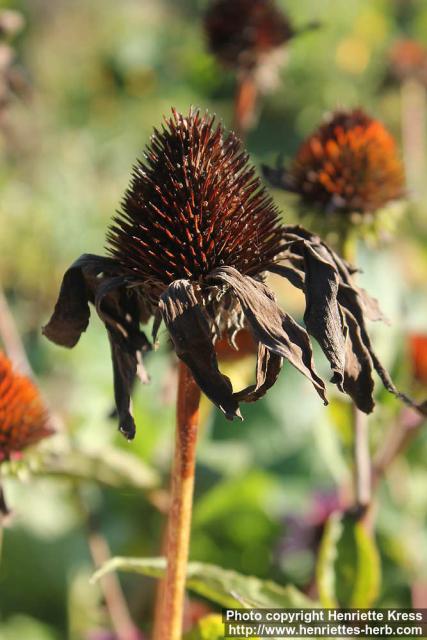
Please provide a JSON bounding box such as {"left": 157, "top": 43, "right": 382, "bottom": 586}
{"left": 339, "top": 231, "right": 372, "bottom": 515}
{"left": 0, "top": 481, "right": 10, "bottom": 564}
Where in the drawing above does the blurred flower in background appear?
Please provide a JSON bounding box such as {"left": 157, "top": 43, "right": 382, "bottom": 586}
{"left": 204, "top": 0, "right": 318, "bottom": 133}
{"left": 204, "top": 0, "right": 294, "bottom": 74}
{"left": 386, "top": 39, "right": 427, "bottom": 198}
{"left": 388, "top": 39, "right": 427, "bottom": 88}
{"left": 263, "top": 108, "right": 405, "bottom": 219}
{"left": 0, "top": 351, "right": 53, "bottom": 463}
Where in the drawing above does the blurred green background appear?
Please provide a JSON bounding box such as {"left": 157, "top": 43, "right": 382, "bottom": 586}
{"left": 0, "top": 0, "right": 427, "bottom": 638}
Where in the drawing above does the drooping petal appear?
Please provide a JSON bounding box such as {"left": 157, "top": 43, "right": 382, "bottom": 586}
{"left": 273, "top": 225, "right": 427, "bottom": 415}
{"left": 300, "top": 242, "right": 346, "bottom": 391}
{"left": 42, "top": 254, "right": 115, "bottom": 347}
{"left": 209, "top": 266, "right": 327, "bottom": 403}
{"left": 341, "top": 309, "right": 375, "bottom": 413}
{"left": 158, "top": 279, "right": 241, "bottom": 420}
{"left": 234, "top": 342, "right": 283, "bottom": 403}
{"left": 95, "top": 278, "right": 151, "bottom": 439}
{"left": 43, "top": 255, "right": 151, "bottom": 439}
{"left": 338, "top": 281, "right": 426, "bottom": 415}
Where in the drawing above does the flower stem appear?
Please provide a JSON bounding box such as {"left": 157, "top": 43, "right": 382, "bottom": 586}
{"left": 233, "top": 73, "right": 258, "bottom": 138}
{"left": 401, "top": 78, "right": 426, "bottom": 199}
{"left": 352, "top": 403, "right": 371, "bottom": 513}
{"left": 0, "top": 481, "right": 10, "bottom": 564}
{"left": 154, "top": 361, "right": 201, "bottom": 640}
{"left": 74, "top": 487, "right": 141, "bottom": 640}
{"left": 339, "top": 232, "right": 372, "bottom": 516}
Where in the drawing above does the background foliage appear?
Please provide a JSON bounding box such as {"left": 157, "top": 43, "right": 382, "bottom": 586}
{"left": 0, "top": 0, "right": 427, "bottom": 638}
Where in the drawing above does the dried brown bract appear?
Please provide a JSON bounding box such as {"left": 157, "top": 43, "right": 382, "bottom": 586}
{"left": 43, "top": 109, "right": 424, "bottom": 439}
{"left": 0, "top": 352, "right": 53, "bottom": 462}
{"left": 263, "top": 109, "right": 405, "bottom": 216}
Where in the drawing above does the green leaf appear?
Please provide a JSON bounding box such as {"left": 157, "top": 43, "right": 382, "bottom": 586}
{"left": 29, "top": 446, "right": 159, "bottom": 489}
{"left": 316, "top": 512, "right": 341, "bottom": 607}
{"left": 91, "top": 557, "right": 316, "bottom": 609}
{"left": 316, "top": 512, "right": 381, "bottom": 607}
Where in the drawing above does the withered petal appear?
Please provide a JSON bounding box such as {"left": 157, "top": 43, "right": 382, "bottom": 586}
{"left": 339, "top": 283, "right": 388, "bottom": 324}
{"left": 209, "top": 266, "right": 327, "bottom": 403}
{"left": 280, "top": 226, "right": 427, "bottom": 415}
{"left": 43, "top": 254, "right": 151, "bottom": 439}
{"left": 95, "top": 277, "right": 152, "bottom": 440}
{"left": 109, "top": 336, "right": 137, "bottom": 440}
{"left": 340, "top": 285, "right": 427, "bottom": 415}
{"left": 300, "top": 242, "right": 346, "bottom": 391}
{"left": 278, "top": 228, "right": 378, "bottom": 408}
{"left": 234, "top": 342, "right": 283, "bottom": 403}
{"left": 284, "top": 226, "right": 385, "bottom": 322}
{"left": 159, "top": 279, "right": 241, "bottom": 420}
{"left": 42, "top": 254, "right": 116, "bottom": 347}
{"left": 342, "top": 309, "right": 375, "bottom": 413}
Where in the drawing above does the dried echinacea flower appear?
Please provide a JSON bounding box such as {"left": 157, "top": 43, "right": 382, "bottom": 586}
{"left": 0, "top": 351, "right": 52, "bottom": 463}
{"left": 263, "top": 109, "right": 405, "bottom": 219}
{"left": 43, "top": 109, "right": 423, "bottom": 439}
{"left": 43, "top": 109, "right": 323, "bottom": 439}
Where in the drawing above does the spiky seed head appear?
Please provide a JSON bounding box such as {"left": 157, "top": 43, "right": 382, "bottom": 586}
{"left": 204, "top": 0, "right": 293, "bottom": 71}
{"left": 107, "top": 109, "right": 284, "bottom": 292}
{"left": 285, "top": 109, "right": 405, "bottom": 215}
{"left": 0, "top": 352, "right": 53, "bottom": 461}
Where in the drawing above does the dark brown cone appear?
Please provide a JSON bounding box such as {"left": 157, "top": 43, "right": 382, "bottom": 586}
{"left": 107, "top": 109, "right": 284, "bottom": 289}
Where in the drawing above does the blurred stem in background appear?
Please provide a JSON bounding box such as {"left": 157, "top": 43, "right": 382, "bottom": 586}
{"left": 372, "top": 408, "right": 425, "bottom": 493}
{"left": 401, "top": 78, "right": 426, "bottom": 199}
{"left": 0, "top": 477, "right": 10, "bottom": 562}
{"left": 154, "top": 362, "right": 200, "bottom": 640}
{"left": 74, "top": 487, "right": 141, "bottom": 640}
{"left": 233, "top": 72, "right": 258, "bottom": 139}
